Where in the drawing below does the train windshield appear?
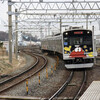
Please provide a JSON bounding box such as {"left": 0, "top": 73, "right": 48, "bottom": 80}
{"left": 63, "top": 30, "right": 92, "bottom": 46}
{"left": 83, "top": 36, "right": 92, "bottom": 45}
{"left": 70, "top": 37, "right": 83, "bottom": 45}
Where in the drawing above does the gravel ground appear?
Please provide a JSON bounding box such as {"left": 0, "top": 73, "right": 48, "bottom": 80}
{"left": 59, "top": 65, "right": 100, "bottom": 98}
{"left": 1, "top": 52, "right": 100, "bottom": 99}
{"left": 82, "top": 65, "right": 100, "bottom": 95}
{"left": 9, "top": 53, "right": 36, "bottom": 75}
{"left": 59, "top": 70, "right": 84, "bottom": 98}
{"left": 1, "top": 54, "right": 70, "bottom": 99}
{"left": 0, "top": 52, "right": 35, "bottom": 82}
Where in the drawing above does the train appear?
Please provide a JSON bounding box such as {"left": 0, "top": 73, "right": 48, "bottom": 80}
{"left": 41, "top": 27, "right": 96, "bottom": 69}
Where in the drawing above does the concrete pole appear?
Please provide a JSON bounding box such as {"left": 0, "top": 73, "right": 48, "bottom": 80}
{"left": 92, "top": 26, "right": 96, "bottom": 64}
{"left": 92, "top": 26, "right": 94, "bottom": 53}
{"left": 40, "top": 27, "right": 42, "bottom": 39}
{"left": 98, "top": 20, "right": 100, "bottom": 30}
{"left": 86, "top": 15, "right": 89, "bottom": 29}
{"left": 8, "top": 0, "right": 12, "bottom": 63}
{"left": 45, "top": 28, "right": 47, "bottom": 37}
{"left": 15, "top": 9, "right": 18, "bottom": 59}
{"left": 60, "top": 16, "right": 62, "bottom": 34}
{"left": 48, "top": 22, "right": 51, "bottom": 36}
{"left": 30, "top": 34, "right": 31, "bottom": 46}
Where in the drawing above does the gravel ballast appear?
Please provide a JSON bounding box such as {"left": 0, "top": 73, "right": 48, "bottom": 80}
{"left": 1, "top": 55, "right": 70, "bottom": 99}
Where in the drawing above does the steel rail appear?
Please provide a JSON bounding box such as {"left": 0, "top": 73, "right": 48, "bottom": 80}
{"left": 73, "top": 70, "right": 87, "bottom": 100}
{"left": 0, "top": 52, "right": 38, "bottom": 85}
{"left": 49, "top": 71, "right": 74, "bottom": 100}
{"left": 0, "top": 50, "right": 47, "bottom": 93}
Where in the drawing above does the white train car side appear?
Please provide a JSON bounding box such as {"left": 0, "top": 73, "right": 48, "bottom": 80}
{"left": 41, "top": 35, "right": 62, "bottom": 54}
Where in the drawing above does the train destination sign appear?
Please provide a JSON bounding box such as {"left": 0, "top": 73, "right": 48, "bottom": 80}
{"left": 74, "top": 31, "right": 83, "bottom": 34}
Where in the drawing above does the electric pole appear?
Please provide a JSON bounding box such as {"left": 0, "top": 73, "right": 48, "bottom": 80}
{"left": 8, "top": 0, "right": 12, "bottom": 63}
{"left": 15, "top": 9, "right": 18, "bottom": 59}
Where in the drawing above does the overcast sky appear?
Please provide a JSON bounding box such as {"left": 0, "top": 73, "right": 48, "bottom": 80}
{"left": 0, "top": 0, "right": 100, "bottom": 35}
{"left": 0, "top": 1, "right": 8, "bottom": 31}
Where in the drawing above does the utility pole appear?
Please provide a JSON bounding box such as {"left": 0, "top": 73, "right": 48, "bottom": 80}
{"left": 60, "top": 16, "right": 62, "bottom": 34}
{"left": 8, "top": 0, "right": 12, "bottom": 63}
{"left": 45, "top": 27, "right": 47, "bottom": 37}
{"left": 92, "top": 26, "right": 96, "bottom": 64}
{"left": 30, "top": 34, "right": 31, "bottom": 46}
{"left": 15, "top": 9, "right": 18, "bottom": 59}
{"left": 40, "top": 27, "right": 42, "bottom": 39}
{"left": 98, "top": 20, "right": 100, "bottom": 30}
{"left": 48, "top": 22, "right": 50, "bottom": 36}
{"left": 86, "top": 14, "right": 89, "bottom": 29}
{"left": 92, "top": 26, "right": 94, "bottom": 54}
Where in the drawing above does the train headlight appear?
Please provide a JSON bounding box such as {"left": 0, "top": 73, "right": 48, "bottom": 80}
{"left": 65, "top": 33, "right": 68, "bottom": 35}
{"left": 87, "top": 31, "right": 90, "bottom": 34}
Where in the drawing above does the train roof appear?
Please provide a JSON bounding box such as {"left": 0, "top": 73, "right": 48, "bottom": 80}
{"left": 64, "top": 28, "right": 92, "bottom": 33}
{"left": 45, "top": 33, "right": 62, "bottom": 38}
{"left": 41, "top": 34, "right": 62, "bottom": 40}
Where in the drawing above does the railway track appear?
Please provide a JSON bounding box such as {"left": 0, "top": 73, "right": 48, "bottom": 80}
{"left": 49, "top": 70, "right": 87, "bottom": 100}
{"left": 73, "top": 71, "right": 87, "bottom": 100}
{"left": 19, "top": 46, "right": 42, "bottom": 54}
{"left": 0, "top": 50, "right": 47, "bottom": 93}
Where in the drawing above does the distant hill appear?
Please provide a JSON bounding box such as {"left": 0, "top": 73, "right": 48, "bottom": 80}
{"left": 22, "top": 33, "right": 40, "bottom": 42}
{"left": 0, "top": 31, "right": 8, "bottom": 41}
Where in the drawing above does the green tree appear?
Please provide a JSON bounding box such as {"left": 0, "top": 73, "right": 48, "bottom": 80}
{"left": 0, "top": 42, "right": 3, "bottom": 48}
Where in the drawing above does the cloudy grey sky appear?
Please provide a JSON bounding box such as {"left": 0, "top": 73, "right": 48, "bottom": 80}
{"left": 0, "top": 1, "right": 8, "bottom": 31}
{"left": 0, "top": 0, "right": 100, "bottom": 35}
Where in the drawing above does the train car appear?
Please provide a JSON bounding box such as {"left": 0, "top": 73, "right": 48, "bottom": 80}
{"left": 41, "top": 34, "right": 62, "bottom": 54}
{"left": 41, "top": 27, "right": 96, "bottom": 69}
{"left": 63, "top": 28, "right": 95, "bottom": 68}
